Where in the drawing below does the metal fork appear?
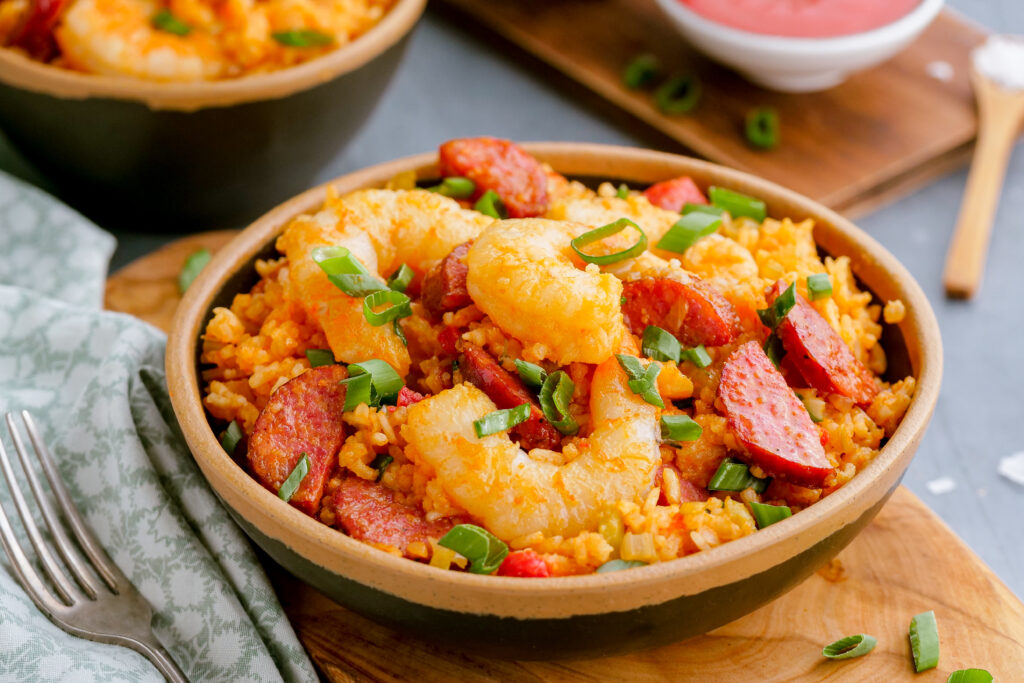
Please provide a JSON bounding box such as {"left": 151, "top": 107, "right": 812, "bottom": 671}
{"left": 0, "top": 411, "right": 187, "bottom": 682}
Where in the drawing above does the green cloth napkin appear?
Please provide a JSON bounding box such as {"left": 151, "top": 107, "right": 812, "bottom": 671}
{"left": 0, "top": 172, "right": 317, "bottom": 682}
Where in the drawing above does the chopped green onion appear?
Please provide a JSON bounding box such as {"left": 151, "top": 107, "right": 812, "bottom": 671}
{"left": 947, "top": 670, "right": 992, "bottom": 683}
{"left": 278, "top": 454, "right": 310, "bottom": 502}
{"left": 615, "top": 355, "right": 664, "bottom": 408}
{"left": 622, "top": 53, "right": 661, "bottom": 89}
{"left": 655, "top": 73, "right": 702, "bottom": 114}
{"left": 152, "top": 9, "right": 191, "bottom": 36}
{"left": 428, "top": 177, "right": 476, "bottom": 199}
{"left": 393, "top": 319, "right": 407, "bottom": 346}
{"left": 514, "top": 360, "right": 547, "bottom": 389}
{"left": 305, "top": 349, "right": 335, "bottom": 367}
{"left": 641, "top": 326, "right": 681, "bottom": 363}
{"left": 473, "top": 403, "right": 531, "bottom": 438}
{"left": 708, "top": 186, "right": 767, "bottom": 222}
{"left": 570, "top": 218, "right": 648, "bottom": 265}
{"left": 313, "top": 246, "right": 388, "bottom": 296}
{"left": 386, "top": 264, "right": 414, "bottom": 293}
{"left": 370, "top": 454, "right": 393, "bottom": 482}
{"left": 708, "top": 458, "right": 770, "bottom": 493}
{"left": 340, "top": 372, "right": 373, "bottom": 411}
{"left": 220, "top": 421, "right": 244, "bottom": 456}
{"left": 615, "top": 183, "right": 630, "bottom": 199}
{"left": 682, "top": 202, "right": 725, "bottom": 217}
{"left": 807, "top": 273, "right": 832, "bottom": 301}
{"left": 539, "top": 371, "right": 579, "bottom": 436}
{"left": 757, "top": 282, "right": 797, "bottom": 329}
{"left": 656, "top": 213, "right": 721, "bottom": 253}
{"left": 178, "top": 248, "right": 210, "bottom": 293}
{"left": 745, "top": 107, "right": 780, "bottom": 149}
{"left": 347, "top": 359, "right": 403, "bottom": 408}
{"left": 749, "top": 501, "right": 792, "bottom": 528}
{"left": 910, "top": 610, "right": 940, "bottom": 672}
{"left": 680, "top": 345, "right": 712, "bottom": 369}
{"left": 473, "top": 190, "right": 507, "bottom": 219}
{"left": 596, "top": 559, "right": 647, "bottom": 573}
{"left": 331, "top": 274, "right": 388, "bottom": 297}
{"left": 822, "top": 634, "right": 877, "bottom": 660}
{"left": 438, "top": 523, "right": 509, "bottom": 574}
{"left": 796, "top": 391, "right": 825, "bottom": 423}
{"left": 272, "top": 29, "right": 333, "bottom": 47}
{"left": 660, "top": 415, "right": 702, "bottom": 444}
{"left": 763, "top": 334, "right": 785, "bottom": 369}
{"left": 362, "top": 290, "right": 412, "bottom": 327}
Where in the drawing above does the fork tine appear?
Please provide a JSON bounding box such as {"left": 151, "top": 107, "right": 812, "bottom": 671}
{"left": 0, "top": 433, "right": 79, "bottom": 605}
{"left": 6, "top": 414, "right": 102, "bottom": 599}
{"left": 20, "top": 412, "right": 119, "bottom": 592}
{"left": 0, "top": 493, "right": 66, "bottom": 616}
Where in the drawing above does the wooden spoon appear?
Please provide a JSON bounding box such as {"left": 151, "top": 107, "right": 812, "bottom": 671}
{"left": 943, "top": 63, "right": 1024, "bottom": 299}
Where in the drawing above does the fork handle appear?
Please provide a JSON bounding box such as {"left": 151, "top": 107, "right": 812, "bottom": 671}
{"left": 120, "top": 633, "right": 189, "bottom": 683}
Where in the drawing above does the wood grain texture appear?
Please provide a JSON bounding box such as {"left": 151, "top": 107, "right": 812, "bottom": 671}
{"left": 435, "top": 0, "right": 986, "bottom": 217}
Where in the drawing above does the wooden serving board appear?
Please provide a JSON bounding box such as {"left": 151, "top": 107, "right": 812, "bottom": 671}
{"left": 107, "top": 236, "right": 1024, "bottom": 681}
{"left": 434, "top": 0, "right": 988, "bottom": 218}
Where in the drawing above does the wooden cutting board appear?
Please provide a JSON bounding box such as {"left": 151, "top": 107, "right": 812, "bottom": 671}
{"left": 434, "top": 0, "right": 988, "bottom": 218}
{"left": 106, "top": 235, "right": 1024, "bottom": 681}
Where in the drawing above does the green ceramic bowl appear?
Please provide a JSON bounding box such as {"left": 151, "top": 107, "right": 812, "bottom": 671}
{"left": 0, "top": 0, "right": 425, "bottom": 231}
{"left": 166, "top": 143, "right": 942, "bottom": 660}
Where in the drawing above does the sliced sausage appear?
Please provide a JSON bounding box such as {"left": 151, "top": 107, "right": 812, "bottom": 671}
{"left": 396, "top": 386, "right": 426, "bottom": 407}
{"left": 654, "top": 463, "right": 708, "bottom": 505}
{"left": 497, "top": 549, "right": 551, "bottom": 577}
{"left": 421, "top": 241, "right": 472, "bottom": 317}
{"left": 9, "top": 0, "right": 66, "bottom": 60}
{"left": 438, "top": 137, "right": 549, "bottom": 218}
{"left": 248, "top": 365, "right": 348, "bottom": 516}
{"left": 643, "top": 176, "right": 707, "bottom": 213}
{"left": 718, "top": 341, "right": 832, "bottom": 488}
{"left": 328, "top": 476, "right": 458, "bottom": 557}
{"left": 459, "top": 343, "right": 562, "bottom": 451}
{"left": 767, "top": 280, "right": 879, "bottom": 404}
{"left": 621, "top": 277, "right": 739, "bottom": 348}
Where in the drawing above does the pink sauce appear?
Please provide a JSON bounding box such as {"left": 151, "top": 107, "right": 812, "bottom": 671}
{"left": 679, "top": 0, "right": 921, "bottom": 38}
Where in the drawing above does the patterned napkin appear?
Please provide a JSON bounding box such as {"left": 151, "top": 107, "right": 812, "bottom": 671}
{"left": 0, "top": 172, "right": 317, "bottom": 682}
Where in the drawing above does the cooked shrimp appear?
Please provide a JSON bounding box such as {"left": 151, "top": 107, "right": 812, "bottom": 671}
{"left": 278, "top": 189, "right": 492, "bottom": 376}
{"left": 403, "top": 355, "right": 661, "bottom": 540}
{"left": 56, "top": 0, "right": 228, "bottom": 81}
{"left": 465, "top": 218, "right": 625, "bottom": 365}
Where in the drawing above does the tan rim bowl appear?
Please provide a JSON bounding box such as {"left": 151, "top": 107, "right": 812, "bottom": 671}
{"left": 166, "top": 143, "right": 942, "bottom": 658}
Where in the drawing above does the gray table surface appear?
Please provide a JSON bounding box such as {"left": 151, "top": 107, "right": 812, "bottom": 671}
{"left": 1, "top": 0, "right": 1021, "bottom": 599}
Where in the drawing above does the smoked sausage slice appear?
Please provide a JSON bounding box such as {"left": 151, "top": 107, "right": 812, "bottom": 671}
{"left": 439, "top": 137, "right": 549, "bottom": 218}
{"left": 643, "top": 176, "right": 707, "bottom": 212}
{"left": 8, "top": 0, "right": 66, "bottom": 60}
{"left": 621, "top": 277, "right": 739, "bottom": 348}
{"left": 421, "top": 242, "right": 472, "bottom": 317}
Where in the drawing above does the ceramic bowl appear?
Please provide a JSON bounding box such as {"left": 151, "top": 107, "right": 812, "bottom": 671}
{"left": 166, "top": 143, "right": 942, "bottom": 659}
{"left": 653, "top": 0, "right": 944, "bottom": 92}
{"left": 0, "top": 0, "right": 425, "bottom": 231}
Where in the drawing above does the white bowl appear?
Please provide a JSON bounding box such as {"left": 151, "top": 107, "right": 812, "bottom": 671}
{"left": 653, "top": 0, "right": 945, "bottom": 92}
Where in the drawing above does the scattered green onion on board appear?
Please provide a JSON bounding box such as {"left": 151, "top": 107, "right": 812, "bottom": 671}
{"left": 370, "top": 453, "right": 393, "bottom": 482}
{"left": 680, "top": 345, "right": 712, "bottom": 369}
{"left": 539, "top": 371, "right": 579, "bottom": 436}
{"left": 807, "top": 273, "right": 833, "bottom": 301}
{"left": 708, "top": 186, "right": 767, "bottom": 222}
{"left": 708, "top": 458, "right": 770, "bottom": 493}
{"left": 821, "top": 634, "right": 877, "bottom": 660}
{"left": 438, "top": 523, "right": 509, "bottom": 574}
{"left": 514, "top": 359, "right": 547, "bottom": 389}
{"left": 745, "top": 107, "right": 780, "bottom": 149}
{"left": 615, "top": 183, "right": 630, "bottom": 199}
{"left": 178, "top": 248, "right": 211, "bottom": 293}
{"left": 570, "top": 218, "right": 648, "bottom": 265}
{"left": 641, "top": 325, "right": 681, "bottom": 363}
{"left": 615, "top": 355, "right": 664, "bottom": 408}
{"left": 596, "top": 559, "right": 647, "bottom": 573}
{"left": 656, "top": 213, "right": 722, "bottom": 253}
{"left": 655, "top": 73, "right": 702, "bottom": 114}
{"left": 910, "top": 610, "right": 940, "bottom": 672}
{"left": 305, "top": 348, "right": 335, "bottom": 367}
{"left": 152, "top": 9, "right": 191, "bottom": 36}
{"left": 428, "top": 176, "right": 476, "bottom": 199}
{"left": 682, "top": 202, "right": 725, "bottom": 217}
{"left": 473, "top": 190, "right": 507, "bottom": 219}
{"left": 343, "top": 359, "right": 403, "bottom": 410}
{"left": 749, "top": 501, "right": 792, "bottom": 528}
{"left": 362, "top": 289, "right": 412, "bottom": 327}
{"left": 272, "top": 29, "right": 333, "bottom": 47}
{"left": 474, "top": 403, "right": 532, "bottom": 438}
{"left": 947, "top": 669, "right": 993, "bottom": 683}
{"left": 660, "top": 415, "right": 702, "bottom": 444}
{"left": 757, "top": 282, "right": 797, "bottom": 329}
{"left": 386, "top": 263, "right": 414, "bottom": 293}
{"left": 622, "top": 53, "right": 661, "bottom": 89}
{"left": 278, "top": 453, "right": 310, "bottom": 502}
{"left": 219, "top": 421, "right": 244, "bottom": 456}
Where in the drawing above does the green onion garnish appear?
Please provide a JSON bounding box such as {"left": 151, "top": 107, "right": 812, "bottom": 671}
{"left": 305, "top": 349, "right": 335, "bottom": 367}
{"left": 807, "top": 273, "right": 832, "bottom": 301}
{"left": 680, "top": 345, "right": 712, "bottom": 368}
{"left": 362, "top": 289, "right": 412, "bottom": 327}
{"left": 343, "top": 359, "right": 403, "bottom": 410}
{"left": 514, "top": 360, "right": 547, "bottom": 389}
{"left": 708, "top": 458, "right": 770, "bottom": 493}
{"left": 473, "top": 403, "right": 532, "bottom": 438}
{"left": 822, "top": 634, "right": 877, "bottom": 660}
{"left": 370, "top": 453, "right": 393, "bottom": 482}
{"left": 473, "top": 190, "right": 507, "bottom": 219}
{"left": 622, "top": 53, "right": 661, "bottom": 90}
{"left": 278, "top": 453, "right": 310, "bottom": 502}
{"left": 341, "top": 372, "right": 373, "bottom": 411}
{"left": 312, "top": 246, "right": 387, "bottom": 296}
{"left": 219, "top": 421, "right": 244, "bottom": 456}
{"left": 596, "top": 559, "right": 647, "bottom": 573}
{"left": 615, "top": 183, "right": 630, "bottom": 199}
{"left": 539, "top": 371, "right": 578, "bottom": 436}
{"left": 757, "top": 282, "right": 797, "bottom": 329}
{"left": 796, "top": 391, "right": 825, "bottom": 423}
{"left": 910, "top": 610, "right": 940, "bottom": 672}
{"left": 708, "top": 186, "right": 767, "bottom": 222}
{"left": 660, "top": 415, "right": 702, "bottom": 444}
{"left": 655, "top": 73, "right": 702, "bottom": 114}
{"left": 393, "top": 319, "right": 407, "bottom": 346}
{"left": 947, "top": 670, "right": 993, "bottom": 683}
{"left": 763, "top": 334, "right": 785, "bottom": 369}
{"left": 749, "top": 501, "right": 792, "bottom": 528}
{"left": 615, "top": 355, "right": 664, "bottom": 408}
{"left": 152, "top": 9, "right": 191, "bottom": 36}
{"left": 682, "top": 202, "right": 725, "bottom": 217}
{"left": 437, "top": 523, "right": 509, "bottom": 574}
{"left": 386, "top": 264, "right": 414, "bottom": 293}
{"left": 656, "top": 213, "right": 721, "bottom": 253}
{"left": 428, "top": 177, "right": 476, "bottom": 199}
{"left": 178, "top": 248, "right": 210, "bottom": 293}
{"left": 272, "top": 29, "right": 333, "bottom": 47}
{"left": 745, "top": 107, "right": 780, "bottom": 149}
{"left": 641, "top": 326, "right": 681, "bottom": 363}
{"left": 570, "top": 218, "right": 648, "bottom": 265}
